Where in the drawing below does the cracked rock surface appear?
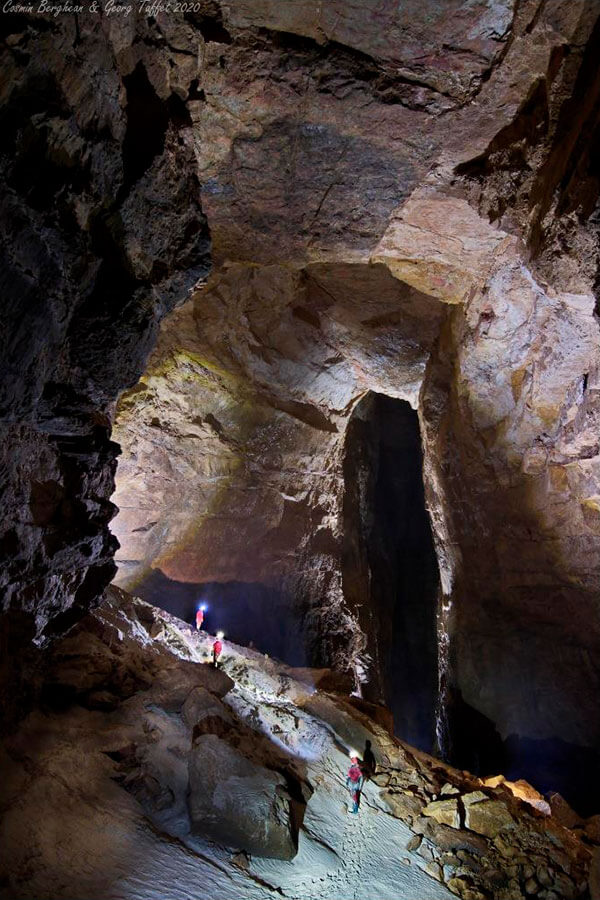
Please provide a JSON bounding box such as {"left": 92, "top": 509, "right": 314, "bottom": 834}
{"left": 0, "top": 4, "right": 210, "bottom": 726}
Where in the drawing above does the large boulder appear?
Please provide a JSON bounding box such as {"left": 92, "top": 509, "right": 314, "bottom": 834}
{"left": 423, "top": 798, "right": 461, "bottom": 829}
{"left": 188, "top": 734, "right": 300, "bottom": 859}
{"left": 464, "top": 797, "right": 514, "bottom": 839}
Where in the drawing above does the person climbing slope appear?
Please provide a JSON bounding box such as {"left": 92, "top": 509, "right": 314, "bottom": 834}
{"left": 346, "top": 751, "right": 364, "bottom": 814}
{"left": 195, "top": 604, "right": 206, "bottom": 631}
{"left": 212, "top": 631, "right": 224, "bottom": 668}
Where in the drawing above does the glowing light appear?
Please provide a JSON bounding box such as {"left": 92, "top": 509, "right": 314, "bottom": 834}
{"left": 199, "top": 603, "right": 207, "bottom": 612}
{"left": 216, "top": 630, "right": 224, "bottom": 640}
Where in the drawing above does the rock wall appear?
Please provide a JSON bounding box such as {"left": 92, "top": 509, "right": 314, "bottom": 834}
{"left": 420, "top": 221, "right": 600, "bottom": 810}
{"left": 0, "top": 6, "right": 210, "bottom": 723}
{"left": 112, "top": 262, "right": 447, "bottom": 685}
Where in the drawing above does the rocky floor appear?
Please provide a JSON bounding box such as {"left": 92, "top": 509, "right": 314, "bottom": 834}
{"left": 0, "top": 587, "right": 597, "bottom": 900}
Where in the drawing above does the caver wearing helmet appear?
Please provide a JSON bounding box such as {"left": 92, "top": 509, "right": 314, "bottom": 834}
{"left": 346, "top": 750, "right": 364, "bottom": 814}
{"left": 212, "top": 631, "right": 224, "bottom": 667}
{"left": 195, "top": 604, "right": 206, "bottom": 631}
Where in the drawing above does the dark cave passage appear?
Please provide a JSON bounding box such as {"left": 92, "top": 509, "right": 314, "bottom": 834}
{"left": 445, "top": 671, "right": 600, "bottom": 816}
{"left": 342, "top": 392, "right": 440, "bottom": 753}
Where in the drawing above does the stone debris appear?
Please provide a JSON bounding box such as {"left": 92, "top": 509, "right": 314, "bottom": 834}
{"left": 464, "top": 800, "right": 514, "bottom": 839}
{"left": 463, "top": 791, "right": 489, "bottom": 807}
{"left": 547, "top": 792, "right": 585, "bottom": 831}
{"left": 441, "top": 783, "right": 462, "bottom": 797}
{"left": 424, "top": 799, "right": 462, "bottom": 829}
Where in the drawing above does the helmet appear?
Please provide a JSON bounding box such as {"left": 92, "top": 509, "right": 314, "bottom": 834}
{"left": 349, "top": 749, "right": 359, "bottom": 762}
{"left": 216, "top": 630, "right": 224, "bottom": 640}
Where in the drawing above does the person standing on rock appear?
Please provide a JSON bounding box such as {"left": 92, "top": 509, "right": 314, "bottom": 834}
{"left": 346, "top": 752, "right": 364, "bottom": 814}
{"left": 212, "top": 631, "right": 224, "bottom": 667}
{"left": 195, "top": 604, "right": 206, "bottom": 631}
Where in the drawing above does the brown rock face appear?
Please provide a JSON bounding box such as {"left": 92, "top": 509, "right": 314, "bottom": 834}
{"left": 3, "top": 0, "right": 600, "bottom": 820}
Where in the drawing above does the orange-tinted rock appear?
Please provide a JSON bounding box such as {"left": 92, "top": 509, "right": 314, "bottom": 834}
{"left": 423, "top": 799, "right": 461, "bottom": 829}
{"left": 464, "top": 799, "right": 514, "bottom": 838}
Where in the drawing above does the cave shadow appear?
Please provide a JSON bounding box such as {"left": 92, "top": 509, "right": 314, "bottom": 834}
{"left": 444, "top": 687, "right": 508, "bottom": 777}
{"left": 445, "top": 687, "right": 600, "bottom": 815}
{"left": 504, "top": 734, "right": 600, "bottom": 817}
{"left": 442, "top": 526, "right": 600, "bottom": 817}
{"left": 132, "top": 568, "right": 310, "bottom": 667}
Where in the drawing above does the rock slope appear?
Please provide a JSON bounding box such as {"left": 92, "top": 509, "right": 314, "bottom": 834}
{"left": 1, "top": 588, "right": 596, "bottom": 900}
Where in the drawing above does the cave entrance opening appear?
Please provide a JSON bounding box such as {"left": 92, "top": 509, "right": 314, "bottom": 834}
{"left": 342, "top": 392, "right": 440, "bottom": 753}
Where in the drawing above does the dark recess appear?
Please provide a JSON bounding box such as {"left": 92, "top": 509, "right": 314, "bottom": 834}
{"left": 342, "top": 393, "right": 440, "bottom": 753}
{"left": 121, "top": 62, "right": 171, "bottom": 191}
{"left": 446, "top": 686, "right": 600, "bottom": 816}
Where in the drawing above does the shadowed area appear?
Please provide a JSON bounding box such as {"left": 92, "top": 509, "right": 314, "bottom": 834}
{"left": 446, "top": 689, "right": 600, "bottom": 817}
{"left": 342, "top": 393, "right": 440, "bottom": 752}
